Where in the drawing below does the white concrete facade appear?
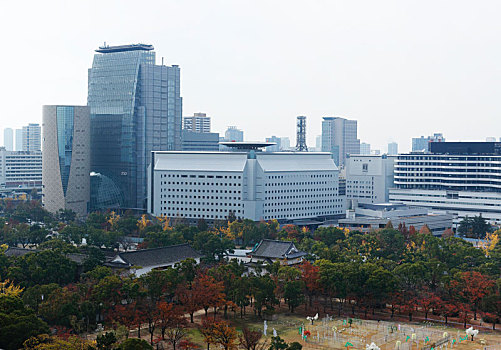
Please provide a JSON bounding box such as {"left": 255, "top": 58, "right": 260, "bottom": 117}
{"left": 148, "top": 151, "right": 343, "bottom": 222}
{"left": 390, "top": 152, "right": 501, "bottom": 225}
{"left": 345, "top": 154, "right": 395, "bottom": 205}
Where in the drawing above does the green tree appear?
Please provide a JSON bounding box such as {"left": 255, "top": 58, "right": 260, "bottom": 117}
{"left": 0, "top": 295, "right": 49, "bottom": 350}
{"left": 283, "top": 280, "right": 304, "bottom": 313}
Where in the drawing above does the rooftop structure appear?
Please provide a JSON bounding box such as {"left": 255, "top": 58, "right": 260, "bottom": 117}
{"left": 95, "top": 43, "right": 154, "bottom": 53}
{"left": 218, "top": 141, "right": 275, "bottom": 151}
{"left": 250, "top": 239, "right": 307, "bottom": 265}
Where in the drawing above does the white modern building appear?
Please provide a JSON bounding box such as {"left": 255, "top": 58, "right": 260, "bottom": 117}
{"left": 345, "top": 154, "right": 395, "bottom": 206}
{"left": 42, "top": 105, "right": 90, "bottom": 217}
{"left": 148, "top": 142, "right": 343, "bottom": 222}
{"left": 22, "top": 123, "right": 41, "bottom": 152}
{"left": 390, "top": 142, "right": 501, "bottom": 225}
{"left": 0, "top": 148, "right": 42, "bottom": 189}
{"left": 183, "top": 113, "right": 211, "bottom": 133}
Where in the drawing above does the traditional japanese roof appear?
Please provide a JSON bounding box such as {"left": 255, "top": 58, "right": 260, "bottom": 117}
{"left": 250, "top": 239, "right": 307, "bottom": 260}
{"left": 109, "top": 244, "right": 202, "bottom": 268}
{"left": 4, "top": 247, "right": 38, "bottom": 257}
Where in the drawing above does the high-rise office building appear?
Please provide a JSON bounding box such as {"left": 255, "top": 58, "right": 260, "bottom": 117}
{"left": 42, "top": 106, "right": 90, "bottom": 217}
{"left": 87, "top": 43, "right": 182, "bottom": 210}
{"left": 411, "top": 133, "right": 445, "bottom": 152}
{"left": 3, "top": 128, "right": 13, "bottom": 151}
{"left": 387, "top": 142, "right": 398, "bottom": 155}
{"left": 321, "top": 117, "right": 360, "bottom": 167}
{"left": 224, "top": 126, "right": 243, "bottom": 142}
{"left": 183, "top": 113, "right": 210, "bottom": 133}
{"left": 15, "top": 129, "right": 22, "bottom": 151}
{"left": 182, "top": 130, "right": 219, "bottom": 151}
{"left": 360, "top": 142, "right": 371, "bottom": 155}
{"left": 22, "top": 123, "right": 41, "bottom": 152}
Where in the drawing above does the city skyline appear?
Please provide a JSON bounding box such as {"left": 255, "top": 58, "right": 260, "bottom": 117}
{"left": 2, "top": 1, "right": 501, "bottom": 152}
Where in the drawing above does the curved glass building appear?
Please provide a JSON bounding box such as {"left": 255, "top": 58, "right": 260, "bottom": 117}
{"left": 87, "top": 43, "right": 182, "bottom": 211}
{"left": 42, "top": 105, "right": 90, "bottom": 217}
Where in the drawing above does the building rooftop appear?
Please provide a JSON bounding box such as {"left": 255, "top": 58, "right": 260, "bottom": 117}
{"left": 96, "top": 43, "right": 154, "bottom": 53}
{"left": 109, "top": 243, "right": 202, "bottom": 268}
{"left": 429, "top": 142, "right": 501, "bottom": 155}
{"left": 250, "top": 239, "right": 307, "bottom": 260}
{"left": 219, "top": 141, "right": 276, "bottom": 150}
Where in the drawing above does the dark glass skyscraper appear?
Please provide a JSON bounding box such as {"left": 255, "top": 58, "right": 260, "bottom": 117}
{"left": 87, "top": 44, "right": 182, "bottom": 210}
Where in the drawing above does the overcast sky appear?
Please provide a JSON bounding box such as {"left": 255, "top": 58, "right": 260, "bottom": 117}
{"left": 1, "top": 0, "right": 500, "bottom": 152}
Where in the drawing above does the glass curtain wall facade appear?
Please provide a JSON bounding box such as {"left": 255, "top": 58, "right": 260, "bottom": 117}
{"left": 88, "top": 44, "right": 182, "bottom": 210}
{"left": 56, "top": 107, "right": 74, "bottom": 195}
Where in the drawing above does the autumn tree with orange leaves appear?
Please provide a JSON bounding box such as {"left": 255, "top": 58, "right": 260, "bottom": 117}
{"left": 451, "top": 271, "right": 495, "bottom": 320}
{"left": 298, "top": 261, "right": 320, "bottom": 308}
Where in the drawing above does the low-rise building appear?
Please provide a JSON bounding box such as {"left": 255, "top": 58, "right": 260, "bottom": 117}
{"left": 338, "top": 202, "right": 453, "bottom": 236}
{"left": 106, "top": 243, "right": 202, "bottom": 276}
{"left": 249, "top": 239, "right": 307, "bottom": 265}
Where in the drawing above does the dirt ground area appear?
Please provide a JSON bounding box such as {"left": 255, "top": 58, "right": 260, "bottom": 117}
{"left": 231, "top": 315, "right": 501, "bottom": 350}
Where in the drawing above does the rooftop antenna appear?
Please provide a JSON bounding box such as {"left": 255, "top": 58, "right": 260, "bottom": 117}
{"left": 296, "top": 116, "right": 308, "bottom": 151}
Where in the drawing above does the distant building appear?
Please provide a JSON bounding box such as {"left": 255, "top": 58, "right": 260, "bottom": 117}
{"left": 411, "top": 133, "right": 444, "bottom": 152}
{"left": 321, "top": 116, "right": 360, "bottom": 166}
{"left": 249, "top": 239, "right": 307, "bottom": 265}
{"left": 224, "top": 126, "right": 243, "bottom": 142}
{"left": 315, "top": 135, "right": 322, "bottom": 152}
{"left": 339, "top": 203, "right": 453, "bottom": 236}
{"left": 106, "top": 244, "right": 202, "bottom": 276}
{"left": 15, "top": 129, "right": 22, "bottom": 151}
{"left": 387, "top": 142, "right": 398, "bottom": 155}
{"left": 183, "top": 113, "right": 211, "bottom": 133}
{"left": 486, "top": 137, "right": 496, "bottom": 142}
{"left": 345, "top": 154, "right": 395, "bottom": 205}
{"left": 22, "top": 123, "right": 41, "bottom": 152}
{"left": 265, "top": 136, "right": 281, "bottom": 152}
{"left": 371, "top": 149, "right": 381, "bottom": 155}
{"left": 88, "top": 43, "right": 182, "bottom": 210}
{"left": 42, "top": 105, "right": 90, "bottom": 217}
{"left": 390, "top": 141, "right": 501, "bottom": 225}
{"left": 181, "top": 130, "right": 219, "bottom": 152}
{"left": 0, "top": 148, "right": 42, "bottom": 189}
{"left": 360, "top": 142, "right": 371, "bottom": 155}
{"left": 280, "top": 137, "right": 291, "bottom": 151}
{"left": 148, "top": 143, "right": 343, "bottom": 223}
{"left": 3, "top": 128, "right": 13, "bottom": 151}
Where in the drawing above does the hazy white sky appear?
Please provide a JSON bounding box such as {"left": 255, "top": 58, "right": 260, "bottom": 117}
{"left": 1, "top": 0, "right": 500, "bottom": 152}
